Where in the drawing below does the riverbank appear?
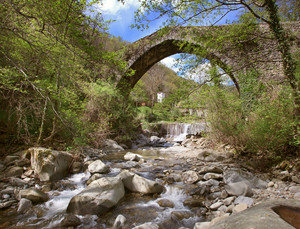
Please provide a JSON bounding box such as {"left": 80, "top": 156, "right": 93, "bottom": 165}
{"left": 0, "top": 136, "right": 300, "bottom": 228}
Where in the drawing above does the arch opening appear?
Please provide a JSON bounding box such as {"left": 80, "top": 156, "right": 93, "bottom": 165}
{"left": 117, "top": 39, "right": 240, "bottom": 95}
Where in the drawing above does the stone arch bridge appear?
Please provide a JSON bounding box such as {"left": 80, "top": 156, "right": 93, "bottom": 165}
{"left": 116, "top": 21, "right": 300, "bottom": 94}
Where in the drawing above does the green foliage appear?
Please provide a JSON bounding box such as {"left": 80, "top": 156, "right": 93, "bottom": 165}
{"left": 207, "top": 70, "right": 297, "bottom": 155}
{"left": 0, "top": 0, "right": 134, "bottom": 147}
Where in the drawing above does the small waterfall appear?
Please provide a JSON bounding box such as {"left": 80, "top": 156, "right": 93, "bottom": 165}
{"left": 164, "top": 123, "right": 206, "bottom": 141}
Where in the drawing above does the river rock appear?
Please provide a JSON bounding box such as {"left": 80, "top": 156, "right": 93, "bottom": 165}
{"left": 210, "top": 199, "right": 300, "bottom": 229}
{"left": 199, "top": 166, "right": 223, "bottom": 174}
{"left": 118, "top": 170, "right": 164, "bottom": 194}
{"left": 234, "top": 196, "right": 254, "bottom": 207}
{"left": 171, "top": 210, "right": 193, "bottom": 221}
{"left": 29, "top": 147, "right": 73, "bottom": 181}
{"left": 203, "top": 173, "right": 223, "bottom": 180}
{"left": 232, "top": 203, "right": 248, "bottom": 213}
{"left": 9, "top": 177, "right": 28, "bottom": 187}
{"left": 194, "top": 222, "right": 210, "bottom": 229}
{"left": 4, "top": 155, "right": 19, "bottom": 165}
{"left": 182, "top": 170, "right": 200, "bottom": 184}
{"left": 157, "top": 199, "right": 175, "bottom": 208}
{"left": 223, "top": 196, "right": 235, "bottom": 206}
{"left": 225, "top": 181, "right": 253, "bottom": 197}
{"left": 124, "top": 152, "right": 142, "bottom": 161}
{"left": 67, "top": 177, "right": 125, "bottom": 215}
{"left": 132, "top": 222, "right": 159, "bottom": 229}
{"left": 197, "top": 149, "right": 229, "bottom": 162}
{"left": 223, "top": 169, "right": 267, "bottom": 197}
{"left": 71, "top": 161, "right": 82, "bottom": 174}
{"left": 86, "top": 173, "right": 103, "bottom": 185}
{"left": 18, "top": 188, "right": 49, "bottom": 203}
{"left": 0, "top": 200, "right": 17, "bottom": 209}
{"left": 223, "top": 169, "right": 267, "bottom": 189}
{"left": 60, "top": 214, "right": 81, "bottom": 227}
{"left": 17, "top": 198, "right": 32, "bottom": 213}
{"left": 0, "top": 163, "right": 5, "bottom": 172}
{"left": 289, "top": 185, "right": 300, "bottom": 193}
{"left": 88, "top": 160, "right": 109, "bottom": 174}
{"left": 183, "top": 198, "right": 205, "bottom": 207}
{"left": 210, "top": 201, "right": 223, "bottom": 210}
{"left": 112, "top": 214, "right": 127, "bottom": 229}
{"left": 102, "top": 139, "right": 124, "bottom": 151}
{"left": 6, "top": 166, "right": 23, "bottom": 177}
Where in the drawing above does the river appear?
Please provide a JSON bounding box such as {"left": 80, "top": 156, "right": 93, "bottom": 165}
{"left": 0, "top": 146, "right": 206, "bottom": 229}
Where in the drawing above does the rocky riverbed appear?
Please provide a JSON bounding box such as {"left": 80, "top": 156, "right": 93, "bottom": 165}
{"left": 0, "top": 136, "right": 300, "bottom": 229}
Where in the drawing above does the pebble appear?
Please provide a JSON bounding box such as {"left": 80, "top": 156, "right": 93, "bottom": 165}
{"left": 210, "top": 201, "right": 223, "bottom": 210}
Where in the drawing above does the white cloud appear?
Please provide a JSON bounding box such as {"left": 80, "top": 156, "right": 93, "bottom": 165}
{"left": 97, "top": 0, "right": 140, "bottom": 15}
{"left": 161, "top": 56, "right": 180, "bottom": 72}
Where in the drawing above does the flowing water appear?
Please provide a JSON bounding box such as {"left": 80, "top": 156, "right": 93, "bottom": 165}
{"left": 164, "top": 123, "right": 207, "bottom": 141}
{"left": 0, "top": 146, "right": 205, "bottom": 229}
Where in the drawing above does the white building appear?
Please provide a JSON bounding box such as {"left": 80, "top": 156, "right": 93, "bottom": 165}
{"left": 157, "top": 92, "right": 165, "bottom": 103}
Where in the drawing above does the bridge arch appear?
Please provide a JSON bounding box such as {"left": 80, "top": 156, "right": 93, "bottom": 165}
{"left": 117, "top": 38, "right": 240, "bottom": 94}
{"left": 116, "top": 22, "right": 300, "bottom": 95}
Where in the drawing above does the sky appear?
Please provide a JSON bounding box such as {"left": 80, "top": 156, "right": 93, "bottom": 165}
{"left": 95, "top": 0, "right": 181, "bottom": 71}
{"left": 95, "top": 0, "right": 237, "bottom": 80}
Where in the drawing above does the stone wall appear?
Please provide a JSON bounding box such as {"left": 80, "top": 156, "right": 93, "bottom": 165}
{"left": 117, "top": 21, "right": 300, "bottom": 92}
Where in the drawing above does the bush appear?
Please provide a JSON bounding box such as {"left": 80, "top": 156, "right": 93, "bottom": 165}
{"left": 207, "top": 71, "right": 297, "bottom": 156}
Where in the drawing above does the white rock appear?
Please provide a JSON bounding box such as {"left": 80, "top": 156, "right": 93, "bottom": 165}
{"left": 132, "top": 222, "right": 159, "bottom": 229}
{"left": 88, "top": 160, "right": 109, "bottom": 174}
{"left": 118, "top": 170, "right": 164, "bottom": 194}
{"left": 67, "top": 177, "right": 125, "bottom": 216}
{"left": 30, "top": 147, "right": 73, "bottom": 181}
{"left": 204, "top": 173, "right": 223, "bottom": 180}
{"left": 124, "top": 152, "right": 142, "bottom": 161}
{"left": 234, "top": 196, "right": 254, "bottom": 207}
{"left": 210, "top": 201, "right": 223, "bottom": 210}
{"left": 112, "top": 214, "right": 127, "bottom": 229}
{"left": 194, "top": 222, "right": 210, "bottom": 229}
{"left": 232, "top": 203, "right": 248, "bottom": 213}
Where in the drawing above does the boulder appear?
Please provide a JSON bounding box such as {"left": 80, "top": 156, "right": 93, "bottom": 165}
{"left": 210, "top": 199, "right": 300, "bottom": 229}
{"left": 118, "top": 170, "right": 164, "bottom": 194}
{"left": 19, "top": 188, "right": 49, "bottom": 203}
{"left": 223, "top": 169, "right": 267, "bottom": 197}
{"left": 223, "top": 169, "right": 267, "bottom": 189}
{"left": 88, "top": 160, "right": 109, "bottom": 174}
{"left": 102, "top": 139, "right": 124, "bottom": 151}
{"left": 29, "top": 147, "right": 73, "bottom": 181}
{"left": 67, "top": 177, "right": 125, "bottom": 216}
{"left": 225, "top": 181, "right": 253, "bottom": 197}
{"left": 182, "top": 171, "right": 200, "bottom": 184}
{"left": 124, "top": 152, "right": 142, "bottom": 161}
